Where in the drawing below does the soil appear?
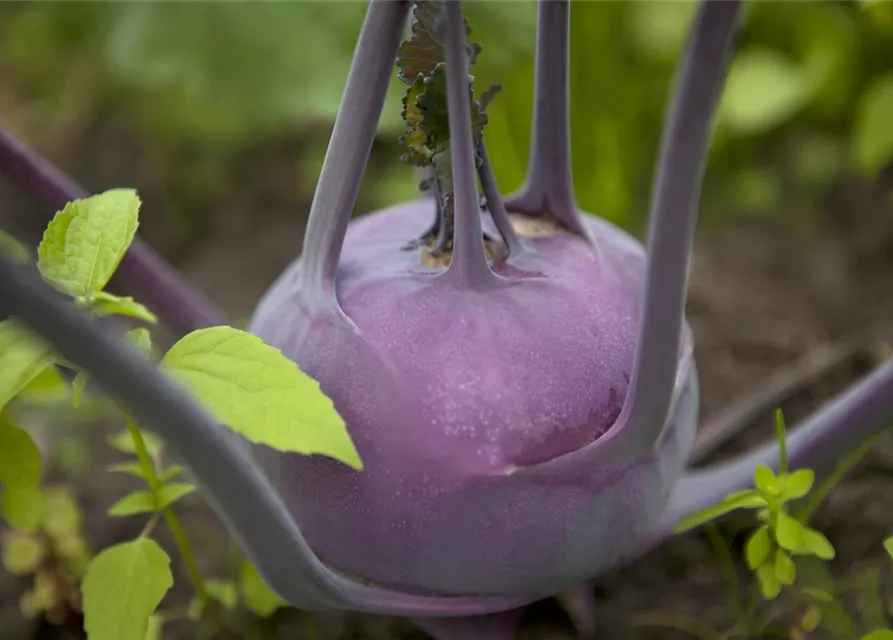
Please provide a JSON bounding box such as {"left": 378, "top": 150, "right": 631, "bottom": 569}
{"left": 1, "top": 118, "right": 893, "bottom": 640}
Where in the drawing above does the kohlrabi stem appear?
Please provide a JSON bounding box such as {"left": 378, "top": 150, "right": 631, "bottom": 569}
{"left": 0, "top": 255, "right": 531, "bottom": 617}
{"left": 413, "top": 609, "right": 523, "bottom": 640}
{"left": 300, "top": 0, "right": 410, "bottom": 307}
{"left": 0, "top": 128, "right": 226, "bottom": 336}
{"left": 478, "top": 142, "right": 523, "bottom": 257}
{"left": 505, "top": 0, "right": 587, "bottom": 239}
{"left": 657, "top": 357, "right": 893, "bottom": 539}
{"left": 617, "top": 0, "right": 742, "bottom": 455}
{"left": 441, "top": 0, "right": 499, "bottom": 288}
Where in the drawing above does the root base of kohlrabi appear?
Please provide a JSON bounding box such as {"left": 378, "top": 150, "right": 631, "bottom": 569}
{"left": 247, "top": 198, "right": 698, "bottom": 598}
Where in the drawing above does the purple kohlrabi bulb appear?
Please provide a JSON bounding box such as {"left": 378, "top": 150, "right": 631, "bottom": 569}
{"left": 247, "top": 200, "right": 698, "bottom": 596}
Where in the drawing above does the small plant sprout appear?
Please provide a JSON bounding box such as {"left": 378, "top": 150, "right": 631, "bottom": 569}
{"left": 3, "top": 1, "right": 893, "bottom": 640}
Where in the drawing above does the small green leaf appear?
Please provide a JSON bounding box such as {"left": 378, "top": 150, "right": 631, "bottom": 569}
{"left": 145, "top": 614, "right": 164, "bottom": 640}
{"left": 802, "top": 587, "right": 834, "bottom": 603}
{"left": 757, "top": 561, "right": 783, "bottom": 599}
{"left": 774, "top": 549, "right": 796, "bottom": 585}
{"left": 0, "top": 420, "right": 42, "bottom": 488}
{"left": 159, "top": 465, "right": 185, "bottom": 483}
{"left": 775, "top": 408, "right": 788, "bottom": 475}
{"left": 800, "top": 605, "right": 822, "bottom": 632}
{"left": 784, "top": 469, "right": 814, "bottom": 500}
{"left": 82, "top": 537, "right": 173, "bottom": 640}
{"left": 0, "top": 320, "right": 54, "bottom": 411}
{"left": 754, "top": 464, "right": 779, "bottom": 495}
{"left": 2, "top": 531, "right": 46, "bottom": 575}
{"left": 125, "top": 328, "right": 153, "bottom": 356}
{"left": 884, "top": 536, "right": 893, "bottom": 561}
{"left": 156, "top": 483, "right": 196, "bottom": 509}
{"left": 108, "top": 429, "right": 164, "bottom": 458}
{"left": 42, "top": 487, "right": 82, "bottom": 540}
{"left": 745, "top": 525, "right": 772, "bottom": 570}
{"left": 89, "top": 292, "right": 158, "bottom": 324}
{"left": 161, "top": 326, "right": 361, "bottom": 469}
{"left": 675, "top": 490, "right": 767, "bottom": 533}
{"left": 20, "top": 365, "right": 69, "bottom": 404}
{"left": 775, "top": 511, "right": 805, "bottom": 551}
{"left": 37, "top": 189, "right": 140, "bottom": 298}
{"left": 862, "top": 631, "right": 893, "bottom": 640}
{"left": 108, "top": 491, "right": 155, "bottom": 517}
{"left": 206, "top": 578, "right": 238, "bottom": 610}
{"left": 72, "top": 372, "right": 89, "bottom": 408}
{"left": 800, "top": 527, "right": 835, "bottom": 560}
{"left": 2, "top": 486, "right": 44, "bottom": 533}
{"left": 854, "top": 73, "right": 893, "bottom": 177}
{"left": 0, "top": 229, "right": 30, "bottom": 263}
{"left": 107, "top": 462, "right": 147, "bottom": 479}
{"left": 240, "top": 559, "right": 286, "bottom": 617}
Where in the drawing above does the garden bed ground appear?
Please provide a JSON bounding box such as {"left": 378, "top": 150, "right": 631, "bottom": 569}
{"left": 1, "top": 121, "right": 892, "bottom": 639}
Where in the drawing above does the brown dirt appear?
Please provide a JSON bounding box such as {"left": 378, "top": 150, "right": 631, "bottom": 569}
{"left": 2, "top": 119, "right": 893, "bottom": 639}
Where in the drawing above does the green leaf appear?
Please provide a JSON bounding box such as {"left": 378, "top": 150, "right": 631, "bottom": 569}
{"left": 774, "top": 549, "right": 796, "bottom": 585}
{"left": 108, "top": 491, "right": 155, "bottom": 517}
{"left": 108, "top": 429, "right": 164, "bottom": 458}
{"left": 2, "top": 531, "right": 46, "bottom": 575}
{"left": 800, "top": 605, "right": 822, "bottom": 632}
{"left": 42, "top": 487, "right": 82, "bottom": 540}
{"left": 107, "top": 462, "right": 146, "bottom": 479}
{"left": 240, "top": 559, "right": 286, "bottom": 617}
{"left": 800, "top": 527, "right": 835, "bottom": 560}
{"left": 2, "top": 486, "right": 44, "bottom": 533}
{"left": 884, "top": 536, "right": 893, "bottom": 561}
{"left": 718, "top": 47, "right": 815, "bottom": 135}
{"left": 0, "top": 229, "right": 30, "bottom": 263}
{"left": 161, "top": 326, "right": 361, "bottom": 469}
{"left": 775, "top": 511, "right": 805, "bottom": 551}
{"left": 0, "top": 320, "right": 54, "bottom": 411}
{"left": 745, "top": 525, "right": 772, "bottom": 570}
{"left": 90, "top": 292, "right": 158, "bottom": 324}
{"left": 205, "top": 578, "right": 238, "bottom": 610}
{"left": 757, "top": 561, "right": 783, "bottom": 599}
{"left": 159, "top": 465, "right": 185, "bottom": 483}
{"left": 754, "top": 464, "right": 780, "bottom": 495}
{"left": 775, "top": 409, "right": 788, "bottom": 475}
{"left": 145, "top": 615, "right": 164, "bottom": 640}
{"left": 37, "top": 189, "right": 140, "bottom": 298}
{"left": 156, "top": 483, "right": 196, "bottom": 509}
{"left": 675, "top": 490, "right": 767, "bottom": 533}
{"left": 784, "top": 469, "right": 814, "bottom": 500}
{"left": 802, "top": 587, "right": 834, "bottom": 603}
{"left": 82, "top": 537, "right": 173, "bottom": 640}
{"left": 862, "top": 631, "right": 893, "bottom": 640}
{"left": 72, "top": 372, "right": 89, "bottom": 408}
{"left": 125, "top": 328, "right": 153, "bottom": 356}
{"left": 854, "top": 73, "right": 893, "bottom": 177}
{"left": 0, "top": 420, "right": 42, "bottom": 488}
{"left": 20, "top": 365, "right": 69, "bottom": 404}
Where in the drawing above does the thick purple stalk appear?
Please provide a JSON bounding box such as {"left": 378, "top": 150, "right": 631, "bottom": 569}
{"left": 0, "top": 128, "right": 225, "bottom": 335}
{"left": 0, "top": 254, "right": 531, "bottom": 616}
{"left": 617, "top": 0, "right": 742, "bottom": 456}
{"left": 441, "top": 0, "right": 500, "bottom": 289}
{"left": 478, "top": 142, "right": 523, "bottom": 257}
{"left": 504, "top": 0, "right": 587, "bottom": 238}
{"left": 299, "top": 0, "right": 410, "bottom": 308}
{"left": 413, "top": 609, "right": 523, "bottom": 640}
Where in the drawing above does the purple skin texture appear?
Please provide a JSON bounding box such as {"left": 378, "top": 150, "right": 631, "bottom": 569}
{"left": 5, "top": 0, "right": 893, "bottom": 639}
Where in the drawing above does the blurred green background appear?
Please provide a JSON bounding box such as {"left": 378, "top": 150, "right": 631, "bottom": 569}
{"left": 1, "top": 0, "right": 892, "bottom": 237}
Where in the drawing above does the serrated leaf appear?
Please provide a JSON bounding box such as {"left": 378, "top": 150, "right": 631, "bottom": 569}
{"left": 42, "top": 487, "right": 82, "bottom": 540}
{"left": 675, "top": 490, "right": 767, "bottom": 533}
{"left": 240, "top": 559, "right": 286, "bottom": 617}
{"left": 785, "top": 469, "right": 815, "bottom": 500}
{"left": 161, "top": 326, "right": 361, "bottom": 469}
{"left": 854, "top": 73, "right": 893, "bottom": 177}
{"left": 754, "top": 464, "right": 779, "bottom": 495}
{"left": 108, "top": 429, "right": 164, "bottom": 458}
{"left": 37, "top": 189, "right": 140, "bottom": 298}
{"left": 775, "top": 511, "right": 805, "bottom": 551}
{"left": 206, "top": 578, "right": 238, "bottom": 610}
{"left": 90, "top": 292, "right": 158, "bottom": 324}
{"left": 0, "top": 229, "right": 30, "bottom": 263}
{"left": 157, "top": 483, "right": 196, "bottom": 509}
{"left": 719, "top": 47, "right": 815, "bottom": 135}
{"left": 82, "top": 538, "right": 173, "bottom": 640}
{"left": 396, "top": 0, "right": 481, "bottom": 83}
{"left": 0, "top": 420, "right": 42, "bottom": 488}
{"left": 108, "top": 491, "right": 155, "bottom": 517}
{"left": 2, "top": 486, "right": 44, "bottom": 533}
{"left": 0, "top": 320, "right": 54, "bottom": 412}
{"left": 2, "top": 531, "right": 46, "bottom": 575}
{"left": 746, "top": 525, "right": 772, "bottom": 570}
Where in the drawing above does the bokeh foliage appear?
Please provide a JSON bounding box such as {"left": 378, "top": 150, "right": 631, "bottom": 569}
{"left": 0, "top": 0, "right": 892, "bottom": 229}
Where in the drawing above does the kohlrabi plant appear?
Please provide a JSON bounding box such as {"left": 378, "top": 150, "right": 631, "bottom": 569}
{"left": 2, "top": 1, "right": 893, "bottom": 639}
